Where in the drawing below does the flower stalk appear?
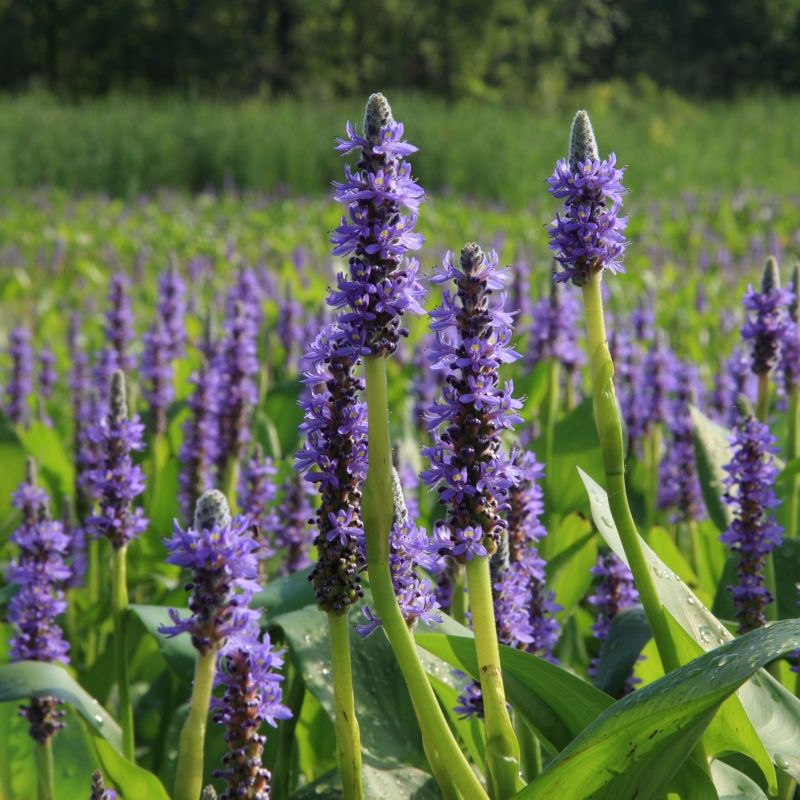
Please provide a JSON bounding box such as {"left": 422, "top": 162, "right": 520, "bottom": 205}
{"left": 111, "top": 544, "right": 134, "bottom": 760}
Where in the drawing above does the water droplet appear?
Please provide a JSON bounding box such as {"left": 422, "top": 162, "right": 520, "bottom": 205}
{"left": 775, "top": 754, "right": 790, "bottom": 770}
{"left": 653, "top": 567, "right": 665, "bottom": 578}
{"left": 686, "top": 595, "right": 695, "bottom": 605}
{"left": 93, "top": 714, "right": 104, "bottom": 724}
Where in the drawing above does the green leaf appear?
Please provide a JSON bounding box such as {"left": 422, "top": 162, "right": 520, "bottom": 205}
{"left": 579, "top": 466, "right": 800, "bottom": 784}
{"left": 0, "top": 416, "right": 27, "bottom": 539}
{"left": 270, "top": 602, "right": 425, "bottom": 766}
{"left": 251, "top": 569, "right": 315, "bottom": 619}
{"left": 710, "top": 760, "right": 768, "bottom": 799}
{"left": 544, "top": 513, "right": 597, "bottom": 623}
{"left": 16, "top": 421, "right": 75, "bottom": 507}
{"left": 128, "top": 604, "right": 195, "bottom": 684}
{"left": 515, "top": 621, "right": 800, "bottom": 799}
{"left": 593, "top": 605, "right": 651, "bottom": 697}
{"left": 89, "top": 728, "right": 171, "bottom": 800}
{"left": 428, "top": 674, "right": 487, "bottom": 773}
{"left": 416, "top": 631, "right": 611, "bottom": 752}
{"left": 262, "top": 381, "right": 303, "bottom": 458}
{"left": 690, "top": 404, "right": 734, "bottom": 532}
{"left": 289, "top": 763, "right": 440, "bottom": 799}
{"left": 545, "top": 398, "right": 604, "bottom": 515}
{"left": 0, "top": 661, "right": 121, "bottom": 750}
{"left": 774, "top": 538, "right": 800, "bottom": 619}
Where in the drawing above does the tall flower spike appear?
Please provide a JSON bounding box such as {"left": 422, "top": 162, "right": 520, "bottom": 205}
{"left": 238, "top": 445, "right": 279, "bottom": 558}
{"left": 85, "top": 371, "right": 148, "bottom": 549}
{"left": 721, "top": 412, "right": 783, "bottom": 632}
{"left": 742, "top": 256, "right": 791, "bottom": 377}
{"left": 587, "top": 553, "right": 641, "bottom": 695}
{"left": 158, "top": 262, "right": 187, "bottom": 360}
{"left": 211, "top": 633, "right": 292, "bottom": 799}
{"left": 329, "top": 92, "right": 426, "bottom": 356}
{"left": 160, "top": 490, "right": 261, "bottom": 654}
{"left": 38, "top": 348, "right": 57, "bottom": 425}
{"left": 547, "top": 110, "right": 628, "bottom": 286}
{"left": 296, "top": 323, "right": 367, "bottom": 614}
{"left": 273, "top": 472, "right": 315, "bottom": 576}
{"left": 8, "top": 459, "right": 71, "bottom": 743}
{"left": 421, "top": 244, "right": 523, "bottom": 560}
{"left": 104, "top": 271, "right": 136, "bottom": 375}
{"left": 179, "top": 352, "right": 221, "bottom": 522}
{"left": 141, "top": 316, "right": 174, "bottom": 436}
{"left": 780, "top": 264, "right": 800, "bottom": 394}
{"left": 6, "top": 326, "right": 33, "bottom": 425}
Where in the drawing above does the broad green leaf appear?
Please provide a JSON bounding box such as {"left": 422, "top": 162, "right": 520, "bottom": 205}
{"left": 579, "top": 466, "right": 800, "bottom": 783}
{"left": 545, "top": 398, "right": 604, "bottom": 515}
{"left": 690, "top": 404, "right": 733, "bottom": 532}
{"left": 516, "top": 621, "right": 800, "bottom": 799}
{"left": 593, "top": 605, "right": 651, "bottom": 697}
{"left": 416, "top": 631, "right": 611, "bottom": 752}
{"left": 128, "top": 604, "right": 195, "bottom": 684}
{"left": 16, "top": 421, "right": 75, "bottom": 507}
{"left": 270, "top": 602, "right": 425, "bottom": 766}
{"left": 710, "top": 760, "right": 768, "bottom": 799}
{"left": 0, "top": 416, "right": 27, "bottom": 540}
{"left": 544, "top": 513, "right": 597, "bottom": 623}
{"left": 251, "top": 569, "right": 315, "bottom": 619}
{"left": 89, "top": 728, "right": 170, "bottom": 800}
{"left": 0, "top": 661, "right": 121, "bottom": 750}
{"left": 262, "top": 381, "right": 303, "bottom": 457}
{"left": 774, "top": 538, "right": 800, "bottom": 619}
{"left": 518, "top": 360, "right": 551, "bottom": 421}
{"left": 290, "top": 763, "right": 440, "bottom": 799}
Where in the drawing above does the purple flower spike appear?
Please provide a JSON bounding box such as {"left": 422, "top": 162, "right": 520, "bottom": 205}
{"left": 6, "top": 326, "right": 33, "bottom": 425}
{"left": 141, "top": 317, "right": 174, "bottom": 436}
{"left": 90, "top": 770, "right": 118, "bottom": 800}
{"left": 273, "top": 472, "right": 316, "bottom": 576}
{"left": 741, "top": 256, "right": 791, "bottom": 376}
{"left": 296, "top": 323, "right": 367, "bottom": 614}
{"left": 218, "top": 301, "right": 259, "bottom": 470}
{"left": 160, "top": 490, "right": 262, "bottom": 654}
{"left": 721, "top": 413, "right": 783, "bottom": 632}
{"left": 780, "top": 265, "right": 800, "bottom": 394}
{"left": 421, "top": 244, "right": 523, "bottom": 561}
{"left": 525, "top": 280, "right": 585, "bottom": 372}
{"left": 212, "top": 632, "right": 291, "bottom": 799}
{"left": 588, "top": 553, "right": 640, "bottom": 695}
{"left": 238, "top": 446, "right": 279, "bottom": 558}
{"left": 84, "top": 371, "right": 148, "bottom": 550}
{"left": 329, "top": 93, "right": 426, "bottom": 356}
{"left": 37, "top": 348, "right": 57, "bottom": 425}
{"left": 547, "top": 110, "right": 628, "bottom": 286}
{"left": 657, "top": 361, "right": 706, "bottom": 524}
{"left": 158, "top": 263, "right": 187, "bottom": 360}
{"left": 8, "top": 459, "right": 71, "bottom": 743}
{"left": 179, "top": 354, "right": 221, "bottom": 522}
{"left": 105, "top": 272, "right": 136, "bottom": 375}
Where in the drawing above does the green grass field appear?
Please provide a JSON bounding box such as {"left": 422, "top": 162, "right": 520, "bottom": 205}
{"left": 0, "top": 87, "right": 797, "bottom": 202}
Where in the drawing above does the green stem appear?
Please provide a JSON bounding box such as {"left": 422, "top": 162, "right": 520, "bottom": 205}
{"left": 786, "top": 384, "right": 800, "bottom": 538}
{"left": 327, "top": 612, "right": 363, "bottom": 800}
{"left": 465, "top": 557, "right": 522, "bottom": 800}
{"left": 222, "top": 456, "right": 240, "bottom": 515}
{"left": 542, "top": 358, "right": 560, "bottom": 485}
{"left": 86, "top": 536, "right": 100, "bottom": 665}
{"left": 581, "top": 277, "right": 681, "bottom": 673}
{"left": 756, "top": 373, "right": 770, "bottom": 424}
{"left": 35, "top": 739, "right": 55, "bottom": 800}
{"left": 174, "top": 649, "right": 217, "bottom": 800}
{"left": 581, "top": 275, "right": 713, "bottom": 775}
{"left": 111, "top": 545, "right": 135, "bottom": 761}
{"left": 362, "top": 355, "right": 489, "bottom": 800}
{"left": 450, "top": 562, "right": 466, "bottom": 626}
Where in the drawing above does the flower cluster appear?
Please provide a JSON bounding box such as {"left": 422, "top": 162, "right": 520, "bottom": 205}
{"left": 657, "top": 361, "right": 706, "bottom": 523}
{"left": 104, "top": 271, "right": 136, "bottom": 376}
{"left": 547, "top": 110, "right": 628, "bottom": 286}
{"left": 721, "top": 414, "right": 783, "bottom": 632}
{"left": 238, "top": 446, "right": 279, "bottom": 557}
{"left": 158, "top": 263, "right": 187, "bottom": 360}
{"left": 328, "top": 93, "right": 426, "bottom": 356}
{"left": 633, "top": 335, "right": 675, "bottom": 442}
{"left": 212, "top": 633, "right": 291, "bottom": 799}
{"left": 780, "top": 269, "right": 800, "bottom": 394}
{"left": 296, "top": 324, "right": 367, "bottom": 614}
{"left": 141, "top": 316, "right": 174, "bottom": 436}
{"left": 421, "top": 244, "right": 522, "bottom": 560}
{"left": 273, "top": 473, "right": 316, "bottom": 576}
{"left": 8, "top": 461, "right": 71, "bottom": 743}
{"left": 741, "top": 256, "right": 791, "bottom": 376}
{"left": 37, "top": 348, "right": 57, "bottom": 424}
{"left": 84, "top": 371, "right": 148, "bottom": 549}
{"left": 160, "top": 490, "right": 261, "bottom": 654}
{"left": 179, "top": 353, "right": 221, "bottom": 522}
{"left": 587, "top": 553, "right": 640, "bottom": 695}
{"left": 6, "top": 325, "right": 33, "bottom": 425}
{"left": 217, "top": 301, "right": 259, "bottom": 469}
{"left": 525, "top": 281, "right": 584, "bottom": 372}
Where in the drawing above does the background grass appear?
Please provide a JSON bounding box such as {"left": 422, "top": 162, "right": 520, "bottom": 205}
{"left": 0, "top": 87, "right": 797, "bottom": 203}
